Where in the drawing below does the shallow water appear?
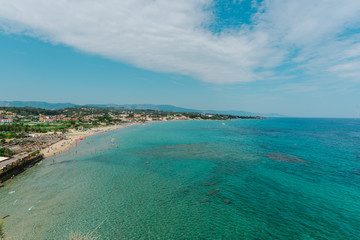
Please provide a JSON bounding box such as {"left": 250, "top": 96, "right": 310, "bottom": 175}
{"left": 1, "top": 119, "right": 360, "bottom": 239}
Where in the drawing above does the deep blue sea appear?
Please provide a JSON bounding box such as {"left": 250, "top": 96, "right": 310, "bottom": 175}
{"left": 1, "top": 118, "right": 360, "bottom": 239}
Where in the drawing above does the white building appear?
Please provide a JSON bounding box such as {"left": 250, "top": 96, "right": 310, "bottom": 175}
{"left": 0, "top": 118, "right": 13, "bottom": 123}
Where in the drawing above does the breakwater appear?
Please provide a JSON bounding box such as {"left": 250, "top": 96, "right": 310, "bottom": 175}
{"left": 0, "top": 152, "right": 43, "bottom": 182}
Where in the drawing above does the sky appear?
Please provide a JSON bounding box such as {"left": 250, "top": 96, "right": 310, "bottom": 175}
{"left": 0, "top": 0, "right": 360, "bottom": 118}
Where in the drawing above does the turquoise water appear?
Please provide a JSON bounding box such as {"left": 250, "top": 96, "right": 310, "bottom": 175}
{"left": 1, "top": 118, "right": 360, "bottom": 239}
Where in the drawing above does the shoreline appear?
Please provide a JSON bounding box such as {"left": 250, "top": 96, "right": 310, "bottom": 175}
{"left": 40, "top": 123, "right": 139, "bottom": 158}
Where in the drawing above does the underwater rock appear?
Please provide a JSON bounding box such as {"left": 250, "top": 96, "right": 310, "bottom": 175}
{"left": 199, "top": 198, "right": 211, "bottom": 203}
{"left": 349, "top": 169, "right": 360, "bottom": 175}
{"left": 202, "top": 182, "right": 217, "bottom": 186}
{"left": 207, "top": 188, "right": 221, "bottom": 196}
{"left": 264, "top": 153, "right": 307, "bottom": 164}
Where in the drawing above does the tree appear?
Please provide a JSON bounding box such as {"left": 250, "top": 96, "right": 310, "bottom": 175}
{"left": 0, "top": 220, "right": 5, "bottom": 239}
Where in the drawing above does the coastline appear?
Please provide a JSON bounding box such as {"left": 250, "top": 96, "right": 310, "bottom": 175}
{"left": 40, "top": 123, "right": 138, "bottom": 158}
{"left": 1, "top": 119, "right": 359, "bottom": 239}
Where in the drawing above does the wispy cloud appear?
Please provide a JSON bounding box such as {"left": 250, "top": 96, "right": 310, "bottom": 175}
{"left": 0, "top": 0, "right": 359, "bottom": 84}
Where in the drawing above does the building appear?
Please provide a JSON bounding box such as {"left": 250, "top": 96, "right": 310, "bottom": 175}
{"left": 0, "top": 118, "right": 13, "bottom": 123}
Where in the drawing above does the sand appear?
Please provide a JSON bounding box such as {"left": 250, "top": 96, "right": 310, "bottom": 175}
{"left": 40, "top": 123, "right": 138, "bottom": 158}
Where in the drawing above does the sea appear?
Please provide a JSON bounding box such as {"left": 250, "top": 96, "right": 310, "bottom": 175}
{"left": 1, "top": 118, "right": 360, "bottom": 239}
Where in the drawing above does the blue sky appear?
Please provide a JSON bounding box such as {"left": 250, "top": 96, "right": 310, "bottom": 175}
{"left": 0, "top": 0, "right": 360, "bottom": 117}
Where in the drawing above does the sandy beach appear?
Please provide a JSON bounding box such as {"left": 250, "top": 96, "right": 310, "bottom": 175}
{"left": 40, "top": 123, "right": 138, "bottom": 158}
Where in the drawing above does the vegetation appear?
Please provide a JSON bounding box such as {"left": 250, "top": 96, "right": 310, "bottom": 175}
{"left": 0, "top": 106, "right": 61, "bottom": 116}
{"left": 0, "top": 148, "right": 16, "bottom": 157}
{"left": 29, "top": 150, "right": 40, "bottom": 157}
{"left": 69, "top": 230, "right": 99, "bottom": 240}
{"left": 0, "top": 123, "right": 48, "bottom": 133}
{"left": 0, "top": 123, "right": 64, "bottom": 139}
{"left": 0, "top": 220, "right": 5, "bottom": 240}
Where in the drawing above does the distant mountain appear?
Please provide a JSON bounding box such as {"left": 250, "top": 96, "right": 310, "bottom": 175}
{"left": 85, "top": 104, "right": 190, "bottom": 112}
{"left": 0, "top": 101, "right": 76, "bottom": 110}
{"left": 0, "top": 101, "right": 286, "bottom": 117}
{"left": 199, "top": 109, "right": 285, "bottom": 118}
{"left": 87, "top": 104, "right": 286, "bottom": 117}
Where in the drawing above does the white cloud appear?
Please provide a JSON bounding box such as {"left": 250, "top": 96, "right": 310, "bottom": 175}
{"left": 0, "top": 0, "right": 360, "bottom": 84}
